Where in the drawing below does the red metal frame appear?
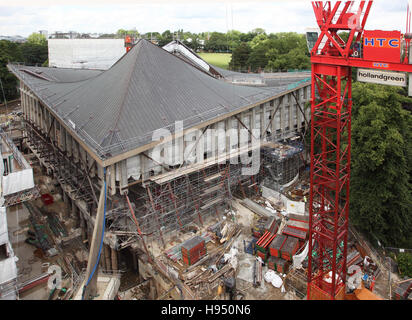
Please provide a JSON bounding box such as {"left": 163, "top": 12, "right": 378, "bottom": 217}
{"left": 308, "top": 63, "right": 352, "bottom": 300}
{"left": 308, "top": 1, "right": 412, "bottom": 300}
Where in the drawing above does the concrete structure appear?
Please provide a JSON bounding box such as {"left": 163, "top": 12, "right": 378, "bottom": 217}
{"left": 8, "top": 39, "right": 311, "bottom": 299}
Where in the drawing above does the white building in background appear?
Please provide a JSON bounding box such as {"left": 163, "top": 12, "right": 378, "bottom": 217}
{"left": 0, "top": 128, "right": 38, "bottom": 300}
{"left": 48, "top": 39, "right": 126, "bottom": 70}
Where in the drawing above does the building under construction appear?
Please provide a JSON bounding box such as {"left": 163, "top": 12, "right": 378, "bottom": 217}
{"left": 6, "top": 38, "right": 314, "bottom": 299}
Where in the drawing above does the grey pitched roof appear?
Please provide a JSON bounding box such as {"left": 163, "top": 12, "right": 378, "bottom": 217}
{"left": 213, "top": 66, "right": 311, "bottom": 88}
{"left": 13, "top": 65, "right": 103, "bottom": 82}
{"left": 8, "top": 39, "right": 300, "bottom": 161}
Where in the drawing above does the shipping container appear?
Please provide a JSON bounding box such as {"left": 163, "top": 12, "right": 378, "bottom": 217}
{"left": 281, "top": 236, "right": 299, "bottom": 261}
{"left": 269, "top": 234, "right": 287, "bottom": 257}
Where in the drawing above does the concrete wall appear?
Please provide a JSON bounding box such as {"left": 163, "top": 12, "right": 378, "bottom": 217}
{"left": 20, "top": 83, "right": 310, "bottom": 196}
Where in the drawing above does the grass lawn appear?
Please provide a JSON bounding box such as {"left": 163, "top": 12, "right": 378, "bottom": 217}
{"left": 198, "top": 52, "right": 232, "bottom": 70}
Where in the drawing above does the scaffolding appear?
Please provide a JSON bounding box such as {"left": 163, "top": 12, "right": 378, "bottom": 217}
{"left": 116, "top": 138, "right": 305, "bottom": 251}
{"left": 125, "top": 160, "right": 258, "bottom": 246}
{"left": 259, "top": 141, "right": 304, "bottom": 192}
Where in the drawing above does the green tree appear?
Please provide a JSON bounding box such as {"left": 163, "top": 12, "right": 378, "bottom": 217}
{"left": 228, "top": 42, "right": 251, "bottom": 71}
{"left": 0, "top": 40, "right": 23, "bottom": 102}
{"left": 246, "top": 40, "right": 272, "bottom": 71}
{"left": 226, "top": 30, "right": 242, "bottom": 51}
{"left": 204, "top": 32, "right": 228, "bottom": 52}
{"left": 116, "top": 28, "right": 139, "bottom": 38}
{"left": 20, "top": 41, "right": 48, "bottom": 66}
{"left": 27, "top": 32, "right": 47, "bottom": 46}
{"left": 158, "top": 30, "right": 173, "bottom": 47}
{"left": 265, "top": 33, "right": 310, "bottom": 71}
{"left": 397, "top": 252, "right": 412, "bottom": 278}
{"left": 266, "top": 47, "right": 310, "bottom": 71}
{"left": 350, "top": 83, "right": 412, "bottom": 248}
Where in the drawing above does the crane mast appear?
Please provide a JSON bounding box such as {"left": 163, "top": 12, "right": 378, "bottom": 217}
{"left": 308, "top": 0, "right": 412, "bottom": 300}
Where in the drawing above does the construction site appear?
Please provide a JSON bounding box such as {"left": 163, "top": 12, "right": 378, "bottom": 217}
{"left": 0, "top": 0, "right": 411, "bottom": 302}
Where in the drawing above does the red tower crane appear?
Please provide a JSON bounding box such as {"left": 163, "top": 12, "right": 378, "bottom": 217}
{"left": 125, "top": 35, "right": 133, "bottom": 52}
{"left": 307, "top": 0, "right": 412, "bottom": 300}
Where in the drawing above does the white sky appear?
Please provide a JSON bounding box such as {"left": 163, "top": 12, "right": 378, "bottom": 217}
{"left": 0, "top": 0, "right": 409, "bottom": 37}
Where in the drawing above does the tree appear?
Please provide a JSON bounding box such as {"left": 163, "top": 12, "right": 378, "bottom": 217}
{"left": 228, "top": 42, "right": 251, "bottom": 71}
{"left": 204, "top": 32, "right": 228, "bottom": 52}
{"left": 246, "top": 40, "right": 272, "bottom": 71}
{"left": 158, "top": 30, "right": 173, "bottom": 47}
{"left": 27, "top": 32, "right": 47, "bottom": 46}
{"left": 20, "top": 42, "right": 48, "bottom": 66}
{"left": 116, "top": 28, "right": 139, "bottom": 39}
{"left": 350, "top": 83, "right": 412, "bottom": 248}
{"left": 264, "top": 33, "right": 310, "bottom": 71}
{"left": 249, "top": 33, "right": 268, "bottom": 50}
{"left": 0, "top": 40, "right": 23, "bottom": 102}
{"left": 397, "top": 252, "right": 412, "bottom": 278}
{"left": 266, "top": 47, "right": 310, "bottom": 71}
{"left": 19, "top": 32, "right": 48, "bottom": 66}
{"left": 226, "top": 30, "right": 242, "bottom": 51}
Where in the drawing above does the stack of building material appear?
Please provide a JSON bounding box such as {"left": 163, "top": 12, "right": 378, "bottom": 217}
{"left": 256, "top": 231, "right": 276, "bottom": 262}
{"left": 275, "top": 258, "right": 289, "bottom": 274}
{"left": 282, "top": 225, "right": 306, "bottom": 240}
{"left": 253, "top": 259, "right": 262, "bottom": 287}
{"left": 267, "top": 256, "right": 277, "bottom": 271}
{"left": 281, "top": 236, "right": 300, "bottom": 261}
{"left": 269, "top": 234, "right": 287, "bottom": 258}
{"left": 181, "top": 236, "right": 207, "bottom": 266}
{"left": 268, "top": 256, "right": 289, "bottom": 274}
{"left": 265, "top": 216, "right": 279, "bottom": 234}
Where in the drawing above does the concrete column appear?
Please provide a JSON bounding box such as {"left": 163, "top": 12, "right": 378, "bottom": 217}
{"left": 251, "top": 108, "right": 256, "bottom": 131}
{"left": 60, "top": 125, "right": 66, "bottom": 151}
{"left": 120, "top": 160, "right": 128, "bottom": 195}
{"left": 111, "top": 248, "right": 118, "bottom": 271}
{"left": 262, "top": 103, "right": 267, "bottom": 138}
{"left": 88, "top": 154, "right": 96, "bottom": 178}
{"left": 31, "top": 97, "right": 35, "bottom": 124}
{"left": 66, "top": 131, "right": 73, "bottom": 157}
{"left": 279, "top": 96, "right": 285, "bottom": 133}
{"left": 39, "top": 104, "right": 43, "bottom": 132}
{"left": 21, "top": 91, "right": 25, "bottom": 119}
{"left": 35, "top": 99, "right": 39, "bottom": 127}
{"left": 141, "top": 154, "right": 148, "bottom": 183}
{"left": 100, "top": 246, "right": 106, "bottom": 270}
{"left": 110, "top": 164, "right": 116, "bottom": 196}
{"left": 28, "top": 95, "right": 32, "bottom": 122}
{"left": 79, "top": 146, "right": 87, "bottom": 170}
